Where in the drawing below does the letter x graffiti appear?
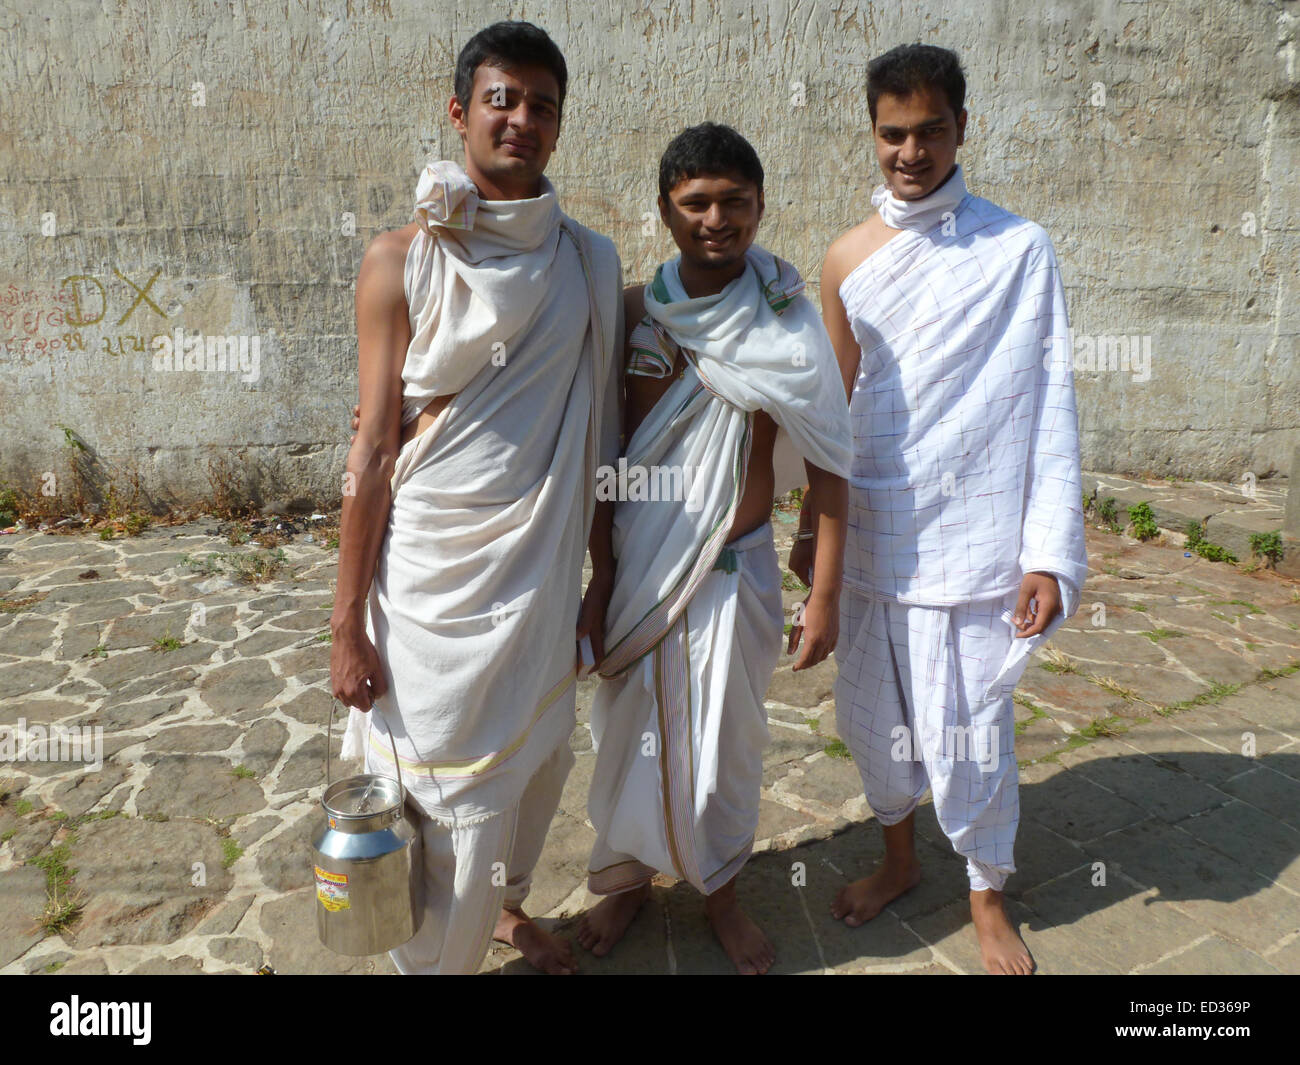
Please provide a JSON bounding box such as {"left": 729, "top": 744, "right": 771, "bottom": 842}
{"left": 114, "top": 267, "right": 165, "bottom": 325}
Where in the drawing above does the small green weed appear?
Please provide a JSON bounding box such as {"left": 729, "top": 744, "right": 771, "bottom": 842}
{"left": 823, "top": 739, "right": 852, "bottom": 759}
{"left": 1127, "top": 502, "right": 1159, "bottom": 541}
{"left": 1248, "top": 530, "right": 1284, "bottom": 568}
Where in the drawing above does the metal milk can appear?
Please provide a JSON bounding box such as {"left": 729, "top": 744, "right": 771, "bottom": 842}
{"left": 313, "top": 700, "right": 421, "bottom": 956}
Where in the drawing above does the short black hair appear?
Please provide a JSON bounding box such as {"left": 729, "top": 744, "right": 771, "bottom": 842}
{"left": 866, "top": 44, "right": 966, "bottom": 125}
{"left": 454, "top": 21, "right": 568, "bottom": 123}
{"left": 658, "top": 123, "right": 764, "bottom": 203}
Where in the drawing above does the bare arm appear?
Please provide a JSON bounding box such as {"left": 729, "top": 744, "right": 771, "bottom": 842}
{"left": 329, "top": 231, "right": 410, "bottom": 710}
{"left": 820, "top": 242, "right": 863, "bottom": 404}
{"left": 788, "top": 462, "right": 847, "bottom": 670}
{"left": 577, "top": 279, "right": 631, "bottom": 666}
{"left": 789, "top": 241, "right": 861, "bottom": 584}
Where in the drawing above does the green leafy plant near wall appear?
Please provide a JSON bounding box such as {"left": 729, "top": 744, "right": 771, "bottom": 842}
{"left": 1185, "top": 520, "right": 1237, "bottom": 564}
{"left": 1127, "top": 501, "right": 1159, "bottom": 541}
{"left": 1084, "top": 493, "right": 1123, "bottom": 534}
{"left": 0, "top": 486, "right": 17, "bottom": 526}
{"left": 1248, "top": 530, "right": 1284, "bottom": 569}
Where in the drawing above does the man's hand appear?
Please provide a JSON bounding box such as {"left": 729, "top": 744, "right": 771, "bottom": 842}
{"left": 576, "top": 572, "right": 613, "bottom": 671}
{"left": 349, "top": 402, "right": 361, "bottom": 443}
{"left": 330, "top": 618, "right": 388, "bottom": 712}
{"left": 788, "top": 592, "right": 838, "bottom": 671}
{"left": 787, "top": 535, "right": 814, "bottom": 588}
{"left": 1013, "top": 571, "right": 1061, "bottom": 639}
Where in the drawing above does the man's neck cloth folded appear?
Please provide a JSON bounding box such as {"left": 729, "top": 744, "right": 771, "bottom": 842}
{"left": 871, "top": 164, "right": 969, "bottom": 233}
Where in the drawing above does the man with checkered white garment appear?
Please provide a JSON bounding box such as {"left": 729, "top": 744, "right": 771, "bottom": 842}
{"left": 791, "top": 44, "right": 1087, "bottom": 974}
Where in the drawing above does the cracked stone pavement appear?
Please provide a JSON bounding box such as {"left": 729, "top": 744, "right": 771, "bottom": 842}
{"left": 0, "top": 491, "right": 1298, "bottom": 975}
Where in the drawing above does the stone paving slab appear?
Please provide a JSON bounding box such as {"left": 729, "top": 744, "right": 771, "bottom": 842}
{"left": 0, "top": 493, "right": 1298, "bottom": 975}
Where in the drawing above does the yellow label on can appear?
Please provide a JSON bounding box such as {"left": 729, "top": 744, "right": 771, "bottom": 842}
{"left": 314, "top": 866, "right": 350, "bottom": 911}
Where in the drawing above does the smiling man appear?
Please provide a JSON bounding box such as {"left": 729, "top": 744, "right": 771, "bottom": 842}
{"left": 330, "top": 21, "right": 621, "bottom": 975}
{"left": 575, "top": 124, "right": 852, "bottom": 973}
{"left": 801, "top": 44, "right": 1088, "bottom": 974}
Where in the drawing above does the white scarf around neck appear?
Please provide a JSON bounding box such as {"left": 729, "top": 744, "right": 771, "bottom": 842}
{"left": 400, "top": 158, "right": 565, "bottom": 423}
{"left": 644, "top": 247, "right": 852, "bottom": 480}
{"left": 871, "top": 163, "right": 968, "bottom": 233}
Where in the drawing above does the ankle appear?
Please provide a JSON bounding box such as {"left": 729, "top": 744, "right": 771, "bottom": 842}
{"left": 881, "top": 851, "right": 920, "bottom": 875}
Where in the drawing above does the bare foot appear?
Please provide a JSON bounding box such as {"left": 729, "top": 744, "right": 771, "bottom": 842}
{"left": 575, "top": 882, "right": 650, "bottom": 957}
{"left": 970, "top": 889, "right": 1034, "bottom": 974}
{"left": 705, "top": 885, "right": 775, "bottom": 974}
{"left": 831, "top": 859, "right": 922, "bottom": 926}
{"left": 493, "top": 907, "right": 577, "bottom": 975}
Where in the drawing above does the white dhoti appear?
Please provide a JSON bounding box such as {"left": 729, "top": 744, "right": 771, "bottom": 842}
{"left": 587, "top": 523, "right": 784, "bottom": 896}
{"left": 339, "top": 160, "right": 621, "bottom": 972}
{"left": 835, "top": 588, "right": 1027, "bottom": 892}
{"left": 387, "top": 739, "right": 575, "bottom": 974}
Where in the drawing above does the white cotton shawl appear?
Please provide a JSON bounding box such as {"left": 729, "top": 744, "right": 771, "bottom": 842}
{"left": 839, "top": 187, "right": 1088, "bottom": 617}
{"left": 598, "top": 247, "right": 851, "bottom": 677}
{"left": 398, "top": 159, "right": 567, "bottom": 425}
{"left": 341, "top": 159, "right": 622, "bottom": 822}
{"left": 871, "top": 164, "right": 968, "bottom": 233}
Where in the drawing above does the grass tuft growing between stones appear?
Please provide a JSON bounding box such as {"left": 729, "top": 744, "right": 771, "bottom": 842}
{"left": 1039, "top": 648, "right": 1079, "bottom": 675}
{"left": 181, "top": 547, "right": 290, "bottom": 585}
{"left": 0, "top": 590, "right": 49, "bottom": 614}
{"left": 1078, "top": 715, "right": 1126, "bottom": 739}
{"left": 823, "top": 739, "right": 852, "bottom": 759}
{"left": 27, "top": 842, "right": 84, "bottom": 937}
{"left": 1157, "top": 680, "right": 1243, "bottom": 716}
{"left": 221, "top": 838, "right": 244, "bottom": 869}
{"left": 1257, "top": 661, "right": 1300, "bottom": 682}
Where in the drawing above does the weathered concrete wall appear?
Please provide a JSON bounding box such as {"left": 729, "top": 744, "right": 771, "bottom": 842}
{"left": 1, "top": 0, "right": 1296, "bottom": 510}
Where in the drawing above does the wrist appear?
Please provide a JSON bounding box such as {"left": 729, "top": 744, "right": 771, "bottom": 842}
{"left": 807, "top": 584, "right": 840, "bottom": 607}
{"left": 330, "top": 608, "right": 366, "bottom": 633}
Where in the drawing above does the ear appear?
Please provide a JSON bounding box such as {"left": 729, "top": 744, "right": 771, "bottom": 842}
{"left": 448, "top": 93, "right": 467, "bottom": 138}
{"left": 757, "top": 188, "right": 766, "bottom": 222}
{"left": 955, "top": 108, "right": 967, "bottom": 148}
{"left": 658, "top": 194, "right": 670, "bottom": 227}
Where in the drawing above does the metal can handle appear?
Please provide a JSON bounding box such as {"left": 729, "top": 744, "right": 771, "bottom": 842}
{"left": 327, "top": 696, "right": 406, "bottom": 807}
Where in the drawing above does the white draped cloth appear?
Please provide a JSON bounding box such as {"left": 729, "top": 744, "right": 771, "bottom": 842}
{"left": 587, "top": 249, "right": 851, "bottom": 895}
{"left": 841, "top": 164, "right": 1087, "bottom": 616}
{"left": 340, "top": 159, "right": 621, "bottom": 825}
{"left": 834, "top": 167, "right": 1088, "bottom": 891}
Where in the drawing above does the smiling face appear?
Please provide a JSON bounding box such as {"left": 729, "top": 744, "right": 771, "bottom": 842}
{"left": 448, "top": 61, "right": 561, "bottom": 199}
{"left": 659, "top": 171, "right": 765, "bottom": 281}
{"left": 872, "top": 85, "right": 967, "bottom": 200}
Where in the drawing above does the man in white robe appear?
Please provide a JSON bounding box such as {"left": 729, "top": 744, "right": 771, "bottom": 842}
{"left": 575, "top": 124, "right": 852, "bottom": 974}
{"left": 330, "top": 23, "right": 621, "bottom": 976}
{"left": 802, "top": 44, "right": 1088, "bottom": 974}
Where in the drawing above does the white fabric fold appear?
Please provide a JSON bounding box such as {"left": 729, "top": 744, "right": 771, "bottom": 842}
{"left": 599, "top": 246, "right": 852, "bottom": 677}
{"left": 839, "top": 190, "right": 1088, "bottom": 611}
{"left": 399, "top": 159, "right": 566, "bottom": 425}
{"left": 870, "top": 164, "right": 968, "bottom": 233}
{"left": 340, "top": 159, "right": 622, "bottom": 822}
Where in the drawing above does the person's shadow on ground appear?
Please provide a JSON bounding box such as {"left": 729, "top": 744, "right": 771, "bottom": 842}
{"left": 498, "top": 750, "right": 1300, "bottom": 974}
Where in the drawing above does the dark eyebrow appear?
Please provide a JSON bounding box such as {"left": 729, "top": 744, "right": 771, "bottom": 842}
{"left": 678, "top": 186, "right": 753, "bottom": 200}
{"left": 878, "top": 117, "right": 948, "bottom": 135}
{"left": 481, "top": 85, "right": 559, "bottom": 109}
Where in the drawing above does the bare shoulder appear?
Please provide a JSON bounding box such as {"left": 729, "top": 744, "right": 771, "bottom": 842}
{"left": 357, "top": 222, "right": 420, "bottom": 307}
{"left": 622, "top": 283, "right": 646, "bottom": 323}
{"left": 622, "top": 283, "right": 646, "bottom": 348}
{"left": 823, "top": 216, "right": 893, "bottom": 290}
